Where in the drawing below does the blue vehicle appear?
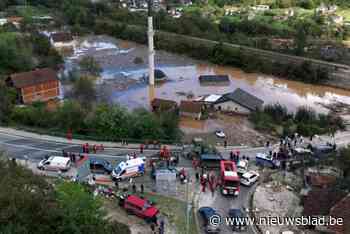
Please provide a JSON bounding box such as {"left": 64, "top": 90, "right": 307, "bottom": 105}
{"left": 256, "top": 153, "right": 280, "bottom": 169}
{"left": 200, "top": 154, "right": 223, "bottom": 169}
{"left": 89, "top": 158, "right": 113, "bottom": 174}
{"left": 198, "top": 207, "right": 221, "bottom": 233}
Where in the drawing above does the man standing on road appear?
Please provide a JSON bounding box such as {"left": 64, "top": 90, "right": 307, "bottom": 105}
{"left": 159, "top": 219, "right": 165, "bottom": 234}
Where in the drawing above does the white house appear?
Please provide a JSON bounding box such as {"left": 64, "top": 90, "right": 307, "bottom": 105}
{"left": 214, "top": 88, "right": 264, "bottom": 115}
{"left": 0, "top": 18, "right": 7, "bottom": 26}
{"left": 50, "top": 32, "right": 75, "bottom": 49}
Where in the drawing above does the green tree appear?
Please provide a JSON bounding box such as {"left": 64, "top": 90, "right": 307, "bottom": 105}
{"left": 72, "top": 76, "right": 97, "bottom": 108}
{"left": 0, "top": 80, "right": 16, "bottom": 124}
{"left": 56, "top": 182, "right": 107, "bottom": 234}
{"left": 55, "top": 100, "right": 86, "bottom": 131}
{"left": 79, "top": 56, "right": 102, "bottom": 77}
{"left": 89, "top": 104, "right": 131, "bottom": 138}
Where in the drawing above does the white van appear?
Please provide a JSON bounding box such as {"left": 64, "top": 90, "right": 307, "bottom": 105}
{"left": 38, "top": 156, "right": 71, "bottom": 172}
{"left": 112, "top": 158, "right": 145, "bottom": 181}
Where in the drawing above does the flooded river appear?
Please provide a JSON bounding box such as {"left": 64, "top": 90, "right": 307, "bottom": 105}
{"left": 64, "top": 35, "right": 350, "bottom": 113}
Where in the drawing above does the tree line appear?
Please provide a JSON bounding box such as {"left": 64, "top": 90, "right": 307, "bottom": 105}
{"left": 249, "top": 103, "right": 345, "bottom": 137}
{"left": 0, "top": 155, "right": 130, "bottom": 234}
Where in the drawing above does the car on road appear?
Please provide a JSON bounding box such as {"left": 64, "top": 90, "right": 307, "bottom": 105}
{"left": 215, "top": 130, "right": 226, "bottom": 138}
{"left": 240, "top": 171, "right": 259, "bottom": 186}
{"left": 89, "top": 158, "right": 113, "bottom": 174}
{"left": 198, "top": 207, "right": 221, "bottom": 233}
{"left": 119, "top": 194, "right": 159, "bottom": 223}
{"left": 228, "top": 208, "right": 247, "bottom": 231}
{"left": 37, "top": 156, "right": 71, "bottom": 172}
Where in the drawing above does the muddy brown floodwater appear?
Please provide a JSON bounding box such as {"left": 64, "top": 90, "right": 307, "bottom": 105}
{"left": 63, "top": 35, "right": 350, "bottom": 138}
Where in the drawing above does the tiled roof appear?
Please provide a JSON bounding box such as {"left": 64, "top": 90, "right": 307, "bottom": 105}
{"left": 51, "top": 32, "right": 73, "bottom": 43}
{"left": 179, "top": 100, "right": 202, "bottom": 114}
{"left": 303, "top": 188, "right": 346, "bottom": 217}
{"left": 329, "top": 193, "right": 350, "bottom": 234}
{"left": 9, "top": 68, "right": 58, "bottom": 88}
{"left": 151, "top": 98, "right": 177, "bottom": 111}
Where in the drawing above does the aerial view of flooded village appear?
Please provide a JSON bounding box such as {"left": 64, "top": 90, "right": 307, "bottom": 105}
{"left": 2, "top": 1, "right": 350, "bottom": 234}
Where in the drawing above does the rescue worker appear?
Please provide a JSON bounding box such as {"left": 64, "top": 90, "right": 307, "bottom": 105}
{"left": 140, "top": 144, "right": 144, "bottom": 154}
{"left": 201, "top": 174, "right": 207, "bottom": 192}
{"left": 140, "top": 184, "right": 144, "bottom": 194}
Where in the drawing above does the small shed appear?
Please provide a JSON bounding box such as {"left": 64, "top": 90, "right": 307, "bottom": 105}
{"left": 151, "top": 98, "right": 178, "bottom": 112}
{"left": 179, "top": 100, "right": 203, "bottom": 119}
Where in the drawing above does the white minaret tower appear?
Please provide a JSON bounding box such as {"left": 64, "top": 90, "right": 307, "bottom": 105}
{"left": 148, "top": 0, "right": 155, "bottom": 86}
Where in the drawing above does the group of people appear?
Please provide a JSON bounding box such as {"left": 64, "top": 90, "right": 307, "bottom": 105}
{"left": 62, "top": 150, "right": 84, "bottom": 163}
{"left": 199, "top": 171, "right": 217, "bottom": 196}
{"left": 82, "top": 143, "right": 104, "bottom": 154}
{"left": 229, "top": 150, "right": 241, "bottom": 163}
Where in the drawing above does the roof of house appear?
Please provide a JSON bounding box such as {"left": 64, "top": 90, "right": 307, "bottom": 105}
{"left": 199, "top": 75, "right": 230, "bottom": 83}
{"left": 9, "top": 68, "right": 58, "bottom": 89}
{"left": 151, "top": 98, "right": 177, "bottom": 111}
{"left": 154, "top": 69, "right": 167, "bottom": 79}
{"left": 309, "top": 174, "right": 337, "bottom": 188}
{"left": 329, "top": 193, "right": 350, "bottom": 234}
{"left": 51, "top": 32, "right": 73, "bottom": 43}
{"left": 303, "top": 188, "right": 346, "bottom": 217}
{"left": 179, "top": 100, "right": 203, "bottom": 114}
{"left": 215, "top": 88, "right": 264, "bottom": 111}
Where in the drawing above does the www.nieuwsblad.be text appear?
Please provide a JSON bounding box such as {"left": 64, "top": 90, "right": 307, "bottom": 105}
{"left": 209, "top": 214, "right": 343, "bottom": 227}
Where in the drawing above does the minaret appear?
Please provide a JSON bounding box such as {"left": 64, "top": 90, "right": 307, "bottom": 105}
{"left": 148, "top": 0, "right": 155, "bottom": 86}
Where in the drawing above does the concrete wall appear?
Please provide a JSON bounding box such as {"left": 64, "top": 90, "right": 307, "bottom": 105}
{"left": 214, "top": 101, "right": 251, "bottom": 114}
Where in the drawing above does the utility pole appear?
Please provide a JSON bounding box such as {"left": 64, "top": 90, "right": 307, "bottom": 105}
{"left": 147, "top": 0, "right": 155, "bottom": 86}
{"left": 185, "top": 173, "right": 191, "bottom": 234}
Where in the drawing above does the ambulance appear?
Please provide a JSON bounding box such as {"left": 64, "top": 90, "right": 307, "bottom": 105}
{"left": 112, "top": 158, "right": 145, "bottom": 181}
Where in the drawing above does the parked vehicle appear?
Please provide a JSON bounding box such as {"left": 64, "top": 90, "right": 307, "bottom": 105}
{"left": 89, "top": 158, "right": 113, "bottom": 174}
{"left": 37, "top": 156, "right": 71, "bottom": 171}
{"left": 215, "top": 130, "right": 226, "bottom": 138}
{"left": 200, "top": 154, "right": 223, "bottom": 169}
{"left": 311, "top": 143, "right": 336, "bottom": 158}
{"left": 228, "top": 209, "right": 247, "bottom": 231}
{"left": 237, "top": 159, "right": 248, "bottom": 175}
{"left": 256, "top": 153, "right": 280, "bottom": 168}
{"left": 183, "top": 138, "right": 219, "bottom": 160}
{"left": 112, "top": 158, "right": 145, "bottom": 181}
{"left": 119, "top": 194, "right": 159, "bottom": 223}
{"left": 198, "top": 207, "right": 221, "bottom": 233}
{"left": 240, "top": 171, "right": 259, "bottom": 186}
{"left": 220, "top": 160, "right": 240, "bottom": 196}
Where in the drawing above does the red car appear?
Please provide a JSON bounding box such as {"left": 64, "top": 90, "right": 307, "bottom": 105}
{"left": 122, "top": 195, "right": 159, "bottom": 222}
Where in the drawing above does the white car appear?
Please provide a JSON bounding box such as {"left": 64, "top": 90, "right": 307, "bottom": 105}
{"left": 38, "top": 156, "right": 71, "bottom": 172}
{"left": 215, "top": 130, "right": 226, "bottom": 138}
{"left": 240, "top": 171, "right": 259, "bottom": 186}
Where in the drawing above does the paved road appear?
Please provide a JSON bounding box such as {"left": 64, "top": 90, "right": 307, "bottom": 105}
{"left": 0, "top": 131, "right": 266, "bottom": 234}
{"left": 0, "top": 132, "right": 191, "bottom": 168}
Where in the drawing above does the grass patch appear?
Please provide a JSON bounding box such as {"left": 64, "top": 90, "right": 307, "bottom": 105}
{"left": 337, "top": 8, "right": 350, "bottom": 21}
{"left": 144, "top": 193, "right": 198, "bottom": 234}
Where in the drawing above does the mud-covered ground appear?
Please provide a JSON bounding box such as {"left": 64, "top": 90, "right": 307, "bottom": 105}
{"left": 181, "top": 114, "right": 276, "bottom": 147}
